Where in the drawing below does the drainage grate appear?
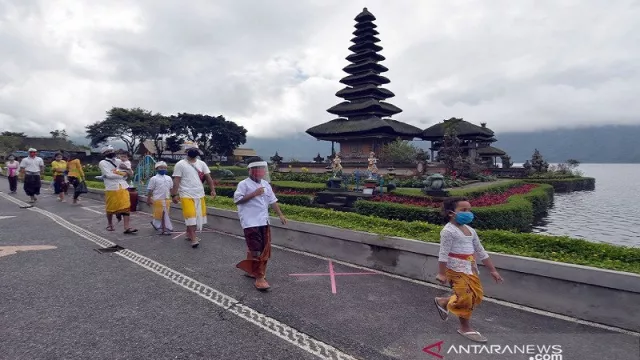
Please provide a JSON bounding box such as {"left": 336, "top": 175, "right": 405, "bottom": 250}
{"left": 94, "top": 245, "right": 125, "bottom": 254}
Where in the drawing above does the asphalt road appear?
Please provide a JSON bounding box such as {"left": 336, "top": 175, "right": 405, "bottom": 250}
{"left": 0, "top": 182, "right": 639, "bottom": 360}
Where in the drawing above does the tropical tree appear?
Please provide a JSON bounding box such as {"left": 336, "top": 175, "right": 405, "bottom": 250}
{"left": 170, "top": 113, "right": 247, "bottom": 161}
{"left": 379, "top": 138, "right": 420, "bottom": 164}
{"left": 85, "top": 107, "right": 159, "bottom": 155}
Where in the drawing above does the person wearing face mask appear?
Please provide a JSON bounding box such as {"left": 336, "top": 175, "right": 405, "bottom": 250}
{"left": 99, "top": 145, "right": 137, "bottom": 234}
{"left": 4, "top": 155, "right": 19, "bottom": 194}
{"left": 18, "top": 148, "right": 45, "bottom": 203}
{"left": 146, "top": 161, "right": 173, "bottom": 235}
{"left": 433, "top": 197, "right": 503, "bottom": 343}
{"left": 170, "top": 142, "right": 216, "bottom": 248}
{"left": 233, "top": 157, "right": 287, "bottom": 291}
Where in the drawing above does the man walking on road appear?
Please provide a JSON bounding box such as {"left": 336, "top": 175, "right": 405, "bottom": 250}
{"left": 99, "top": 145, "right": 136, "bottom": 234}
{"left": 170, "top": 142, "right": 216, "bottom": 248}
{"left": 18, "top": 148, "right": 44, "bottom": 203}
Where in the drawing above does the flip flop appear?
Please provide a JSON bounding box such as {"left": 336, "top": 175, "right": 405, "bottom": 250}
{"left": 254, "top": 279, "right": 270, "bottom": 291}
{"left": 106, "top": 225, "right": 115, "bottom": 231}
{"left": 124, "top": 228, "right": 138, "bottom": 234}
{"left": 150, "top": 221, "right": 159, "bottom": 231}
{"left": 434, "top": 298, "right": 449, "bottom": 321}
{"left": 457, "top": 330, "right": 487, "bottom": 343}
{"left": 191, "top": 239, "right": 200, "bottom": 248}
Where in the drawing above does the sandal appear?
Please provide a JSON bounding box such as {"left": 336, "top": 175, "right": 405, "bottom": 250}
{"left": 457, "top": 330, "right": 487, "bottom": 343}
{"left": 434, "top": 298, "right": 449, "bottom": 321}
{"left": 124, "top": 228, "right": 138, "bottom": 234}
{"left": 150, "top": 221, "right": 159, "bottom": 231}
{"left": 191, "top": 238, "right": 200, "bottom": 248}
{"left": 254, "top": 278, "right": 270, "bottom": 291}
{"left": 106, "top": 225, "right": 115, "bottom": 231}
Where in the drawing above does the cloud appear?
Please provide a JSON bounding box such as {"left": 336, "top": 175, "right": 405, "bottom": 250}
{"left": 1, "top": 0, "right": 639, "bottom": 141}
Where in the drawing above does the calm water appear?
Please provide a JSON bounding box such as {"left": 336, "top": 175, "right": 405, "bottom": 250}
{"left": 531, "top": 164, "right": 640, "bottom": 247}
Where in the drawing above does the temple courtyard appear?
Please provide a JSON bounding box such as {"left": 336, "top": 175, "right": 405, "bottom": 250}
{"left": 0, "top": 182, "right": 638, "bottom": 360}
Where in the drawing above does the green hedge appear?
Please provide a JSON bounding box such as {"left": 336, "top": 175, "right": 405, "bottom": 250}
{"left": 392, "top": 180, "right": 523, "bottom": 199}
{"left": 354, "top": 184, "right": 554, "bottom": 231}
{"left": 203, "top": 196, "right": 640, "bottom": 274}
{"left": 525, "top": 177, "right": 595, "bottom": 192}
{"left": 208, "top": 185, "right": 313, "bottom": 207}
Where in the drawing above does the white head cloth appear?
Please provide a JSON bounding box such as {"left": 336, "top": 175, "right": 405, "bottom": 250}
{"left": 101, "top": 145, "right": 115, "bottom": 154}
{"left": 247, "top": 161, "right": 270, "bottom": 183}
{"left": 28, "top": 148, "right": 37, "bottom": 152}
{"left": 155, "top": 161, "right": 168, "bottom": 169}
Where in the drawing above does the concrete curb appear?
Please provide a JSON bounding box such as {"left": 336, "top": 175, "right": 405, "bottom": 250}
{"left": 44, "top": 186, "right": 640, "bottom": 332}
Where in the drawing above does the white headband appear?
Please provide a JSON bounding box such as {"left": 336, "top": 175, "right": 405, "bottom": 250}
{"left": 248, "top": 161, "right": 268, "bottom": 168}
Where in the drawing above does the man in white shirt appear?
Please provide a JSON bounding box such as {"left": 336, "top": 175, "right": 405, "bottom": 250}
{"left": 18, "top": 148, "right": 45, "bottom": 203}
{"left": 233, "top": 157, "right": 286, "bottom": 291}
{"left": 99, "top": 145, "right": 136, "bottom": 234}
{"left": 170, "top": 142, "right": 216, "bottom": 248}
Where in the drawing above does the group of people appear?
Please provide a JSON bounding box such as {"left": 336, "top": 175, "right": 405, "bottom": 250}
{"left": 2, "top": 149, "right": 87, "bottom": 204}
{"left": 4, "top": 143, "right": 503, "bottom": 342}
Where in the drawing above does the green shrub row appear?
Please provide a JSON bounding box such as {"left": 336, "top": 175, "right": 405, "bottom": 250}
{"left": 203, "top": 196, "right": 640, "bottom": 274}
{"left": 393, "top": 180, "right": 524, "bottom": 199}
{"left": 207, "top": 185, "right": 313, "bottom": 207}
{"left": 524, "top": 177, "right": 595, "bottom": 192}
{"left": 354, "top": 184, "right": 554, "bottom": 232}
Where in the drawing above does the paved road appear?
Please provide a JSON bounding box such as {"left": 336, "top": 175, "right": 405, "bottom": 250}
{"left": 0, "top": 183, "right": 639, "bottom": 360}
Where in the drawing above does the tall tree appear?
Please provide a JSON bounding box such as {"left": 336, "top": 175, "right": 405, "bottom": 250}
{"left": 1, "top": 131, "right": 26, "bottom": 137}
{"left": 165, "top": 135, "right": 183, "bottom": 155}
{"left": 86, "top": 107, "right": 158, "bottom": 155}
{"left": 171, "top": 113, "right": 247, "bottom": 161}
{"left": 379, "top": 138, "right": 420, "bottom": 164}
{"left": 50, "top": 129, "right": 69, "bottom": 140}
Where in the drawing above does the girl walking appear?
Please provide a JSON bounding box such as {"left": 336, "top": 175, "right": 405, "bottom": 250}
{"left": 4, "top": 155, "right": 19, "bottom": 194}
{"left": 66, "top": 155, "right": 86, "bottom": 204}
{"left": 51, "top": 153, "right": 68, "bottom": 202}
{"left": 434, "top": 197, "right": 503, "bottom": 343}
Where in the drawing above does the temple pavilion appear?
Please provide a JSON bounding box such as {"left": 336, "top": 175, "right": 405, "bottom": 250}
{"left": 306, "top": 8, "right": 422, "bottom": 163}
{"left": 421, "top": 118, "right": 507, "bottom": 167}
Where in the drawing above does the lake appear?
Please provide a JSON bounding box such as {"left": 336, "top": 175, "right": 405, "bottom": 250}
{"left": 531, "top": 163, "right": 640, "bottom": 247}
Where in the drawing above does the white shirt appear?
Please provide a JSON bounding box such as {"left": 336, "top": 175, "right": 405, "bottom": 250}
{"left": 233, "top": 178, "right": 278, "bottom": 229}
{"left": 438, "top": 222, "right": 489, "bottom": 275}
{"left": 19, "top": 156, "right": 44, "bottom": 173}
{"left": 147, "top": 174, "right": 173, "bottom": 201}
{"left": 172, "top": 159, "right": 210, "bottom": 198}
{"left": 99, "top": 158, "right": 129, "bottom": 191}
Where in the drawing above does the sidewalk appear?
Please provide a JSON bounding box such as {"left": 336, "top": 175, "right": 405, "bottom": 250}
{"left": 1, "top": 183, "right": 638, "bottom": 360}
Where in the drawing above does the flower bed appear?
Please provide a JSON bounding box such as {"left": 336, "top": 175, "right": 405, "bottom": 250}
{"left": 355, "top": 184, "right": 554, "bottom": 231}
{"left": 203, "top": 196, "right": 640, "bottom": 275}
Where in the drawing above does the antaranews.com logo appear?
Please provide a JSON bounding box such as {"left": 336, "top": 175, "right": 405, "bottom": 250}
{"left": 423, "top": 340, "right": 563, "bottom": 359}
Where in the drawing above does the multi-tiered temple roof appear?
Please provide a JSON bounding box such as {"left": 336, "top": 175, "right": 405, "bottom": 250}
{"left": 306, "top": 8, "right": 422, "bottom": 141}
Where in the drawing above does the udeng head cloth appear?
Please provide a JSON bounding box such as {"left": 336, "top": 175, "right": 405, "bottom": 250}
{"left": 247, "top": 160, "right": 270, "bottom": 183}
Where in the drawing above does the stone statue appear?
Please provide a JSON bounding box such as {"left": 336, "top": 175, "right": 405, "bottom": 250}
{"left": 367, "top": 151, "right": 378, "bottom": 179}
{"left": 423, "top": 173, "right": 445, "bottom": 191}
{"left": 332, "top": 152, "right": 343, "bottom": 177}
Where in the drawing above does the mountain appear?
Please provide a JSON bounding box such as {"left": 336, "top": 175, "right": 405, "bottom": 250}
{"left": 246, "top": 125, "right": 640, "bottom": 164}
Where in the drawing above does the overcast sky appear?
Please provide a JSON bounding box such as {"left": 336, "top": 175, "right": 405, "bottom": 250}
{"left": 1, "top": 0, "right": 639, "bottom": 140}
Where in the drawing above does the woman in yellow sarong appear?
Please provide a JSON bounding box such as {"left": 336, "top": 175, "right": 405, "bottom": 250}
{"left": 434, "top": 197, "right": 503, "bottom": 343}
{"left": 99, "top": 146, "right": 136, "bottom": 234}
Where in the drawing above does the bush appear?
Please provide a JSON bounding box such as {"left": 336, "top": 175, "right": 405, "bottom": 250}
{"left": 204, "top": 196, "right": 640, "bottom": 274}
{"left": 356, "top": 183, "right": 554, "bottom": 231}
{"left": 271, "top": 172, "right": 328, "bottom": 183}
{"left": 525, "top": 178, "right": 595, "bottom": 193}
{"left": 207, "top": 185, "right": 313, "bottom": 207}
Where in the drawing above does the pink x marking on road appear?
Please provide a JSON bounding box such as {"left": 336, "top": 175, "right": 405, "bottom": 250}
{"left": 289, "top": 260, "right": 377, "bottom": 294}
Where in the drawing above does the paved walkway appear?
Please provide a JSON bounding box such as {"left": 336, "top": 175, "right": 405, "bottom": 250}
{"left": 0, "top": 183, "right": 638, "bottom": 360}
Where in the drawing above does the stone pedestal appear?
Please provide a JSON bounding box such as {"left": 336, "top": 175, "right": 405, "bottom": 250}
{"left": 326, "top": 177, "right": 344, "bottom": 191}
{"left": 363, "top": 179, "right": 378, "bottom": 195}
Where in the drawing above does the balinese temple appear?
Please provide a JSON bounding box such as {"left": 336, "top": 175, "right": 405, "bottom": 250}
{"left": 422, "top": 118, "right": 508, "bottom": 167}
{"left": 306, "top": 8, "right": 422, "bottom": 162}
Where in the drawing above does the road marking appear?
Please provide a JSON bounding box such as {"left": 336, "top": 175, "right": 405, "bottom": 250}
{"left": 82, "top": 207, "right": 103, "bottom": 215}
{"left": 0, "top": 192, "right": 358, "bottom": 360}
{"left": 0, "top": 245, "right": 57, "bottom": 258}
{"left": 0, "top": 215, "right": 17, "bottom": 220}
{"left": 36, "top": 194, "right": 640, "bottom": 337}
{"left": 289, "top": 260, "right": 377, "bottom": 294}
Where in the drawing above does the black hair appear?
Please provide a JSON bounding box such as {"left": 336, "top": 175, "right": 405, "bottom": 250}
{"left": 441, "top": 197, "right": 468, "bottom": 223}
{"left": 54, "top": 152, "right": 63, "bottom": 158}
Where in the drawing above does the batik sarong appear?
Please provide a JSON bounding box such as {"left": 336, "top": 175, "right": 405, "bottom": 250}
{"left": 445, "top": 268, "right": 484, "bottom": 319}
{"left": 23, "top": 174, "right": 41, "bottom": 196}
{"left": 236, "top": 225, "right": 272, "bottom": 279}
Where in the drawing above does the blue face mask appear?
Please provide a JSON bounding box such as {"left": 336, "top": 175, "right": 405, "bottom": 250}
{"left": 157, "top": 170, "right": 167, "bottom": 176}
{"left": 455, "top": 211, "right": 474, "bottom": 225}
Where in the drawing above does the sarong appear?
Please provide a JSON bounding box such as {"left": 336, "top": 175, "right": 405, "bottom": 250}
{"left": 180, "top": 197, "right": 207, "bottom": 230}
{"left": 8, "top": 176, "right": 18, "bottom": 192}
{"left": 105, "top": 186, "right": 131, "bottom": 215}
{"left": 236, "top": 226, "right": 272, "bottom": 279}
{"left": 23, "top": 174, "right": 41, "bottom": 196}
{"left": 53, "top": 175, "right": 67, "bottom": 194}
{"left": 151, "top": 199, "right": 173, "bottom": 231}
{"left": 445, "top": 268, "right": 484, "bottom": 319}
